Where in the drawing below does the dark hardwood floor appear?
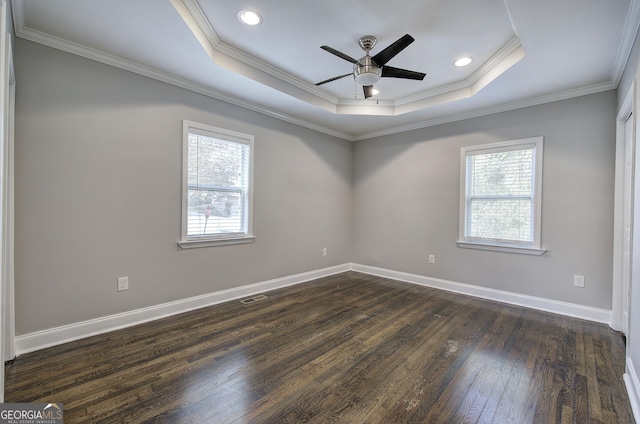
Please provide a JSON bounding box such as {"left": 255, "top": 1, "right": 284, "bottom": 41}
{"left": 4, "top": 272, "right": 635, "bottom": 423}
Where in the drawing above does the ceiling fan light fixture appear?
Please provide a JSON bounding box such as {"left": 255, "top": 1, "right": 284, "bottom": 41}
{"left": 238, "top": 10, "right": 262, "bottom": 26}
{"left": 353, "top": 57, "right": 382, "bottom": 86}
{"left": 454, "top": 57, "right": 472, "bottom": 67}
{"left": 354, "top": 68, "right": 382, "bottom": 86}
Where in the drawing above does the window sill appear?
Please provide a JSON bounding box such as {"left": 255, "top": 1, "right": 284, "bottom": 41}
{"left": 456, "top": 241, "right": 546, "bottom": 256}
{"left": 178, "top": 236, "right": 256, "bottom": 249}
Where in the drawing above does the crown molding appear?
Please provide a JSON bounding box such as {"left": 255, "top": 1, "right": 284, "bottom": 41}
{"left": 171, "top": 0, "right": 525, "bottom": 116}
{"left": 10, "top": 0, "right": 24, "bottom": 33}
{"left": 12, "top": 15, "right": 354, "bottom": 141}
{"left": 330, "top": 39, "right": 525, "bottom": 117}
{"left": 353, "top": 80, "right": 616, "bottom": 140}
{"left": 179, "top": 0, "right": 333, "bottom": 104}
{"left": 11, "top": 0, "right": 637, "bottom": 141}
{"left": 612, "top": 0, "right": 640, "bottom": 86}
{"left": 172, "top": 0, "right": 339, "bottom": 112}
{"left": 502, "top": 0, "right": 519, "bottom": 38}
{"left": 398, "top": 37, "right": 523, "bottom": 107}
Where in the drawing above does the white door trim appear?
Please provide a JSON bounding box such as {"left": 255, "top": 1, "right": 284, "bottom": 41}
{"left": 613, "top": 80, "right": 636, "bottom": 334}
{"left": 3, "top": 35, "right": 15, "bottom": 362}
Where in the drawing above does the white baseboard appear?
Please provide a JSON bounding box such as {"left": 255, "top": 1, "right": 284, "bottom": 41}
{"left": 625, "top": 358, "right": 640, "bottom": 422}
{"left": 14, "top": 263, "right": 351, "bottom": 355}
{"left": 350, "top": 263, "right": 612, "bottom": 324}
{"left": 15, "top": 262, "right": 614, "bottom": 355}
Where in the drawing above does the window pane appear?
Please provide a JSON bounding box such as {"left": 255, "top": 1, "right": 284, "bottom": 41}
{"left": 188, "top": 134, "right": 248, "bottom": 189}
{"left": 468, "top": 149, "right": 533, "bottom": 197}
{"left": 468, "top": 198, "right": 532, "bottom": 242}
{"left": 462, "top": 140, "right": 541, "bottom": 247}
{"left": 187, "top": 132, "right": 250, "bottom": 238}
{"left": 187, "top": 189, "right": 245, "bottom": 236}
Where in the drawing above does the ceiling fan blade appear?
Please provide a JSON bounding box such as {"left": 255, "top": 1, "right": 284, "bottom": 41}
{"left": 363, "top": 85, "right": 374, "bottom": 99}
{"left": 320, "top": 45, "right": 359, "bottom": 64}
{"left": 381, "top": 66, "right": 426, "bottom": 80}
{"left": 316, "top": 73, "right": 352, "bottom": 86}
{"left": 372, "top": 34, "right": 415, "bottom": 67}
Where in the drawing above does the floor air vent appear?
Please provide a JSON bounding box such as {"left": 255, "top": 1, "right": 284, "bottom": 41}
{"left": 240, "top": 294, "right": 268, "bottom": 305}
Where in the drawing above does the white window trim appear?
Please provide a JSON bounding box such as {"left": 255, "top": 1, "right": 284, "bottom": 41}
{"left": 178, "top": 120, "right": 255, "bottom": 249}
{"left": 457, "top": 137, "right": 546, "bottom": 255}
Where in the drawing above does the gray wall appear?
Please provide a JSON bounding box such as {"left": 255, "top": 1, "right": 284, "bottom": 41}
{"left": 353, "top": 91, "right": 616, "bottom": 310}
{"left": 14, "top": 36, "right": 619, "bottom": 338}
{"left": 14, "top": 39, "right": 353, "bottom": 335}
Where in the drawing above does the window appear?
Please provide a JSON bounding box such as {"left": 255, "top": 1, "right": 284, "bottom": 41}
{"left": 458, "top": 137, "right": 545, "bottom": 255}
{"left": 179, "top": 120, "right": 254, "bottom": 248}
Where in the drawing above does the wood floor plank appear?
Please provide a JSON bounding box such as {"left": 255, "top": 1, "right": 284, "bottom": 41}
{"left": 490, "top": 313, "right": 543, "bottom": 423}
{"left": 584, "top": 332, "right": 605, "bottom": 422}
{"left": 4, "top": 272, "right": 634, "bottom": 423}
{"left": 382, "top": 303, "right": 489, "bottom": 422}
{"left": 446, "top": 308, "right": 525, "bottom": 423}
{"left": 574, "top": 373, "right": 590, "bottom": 423}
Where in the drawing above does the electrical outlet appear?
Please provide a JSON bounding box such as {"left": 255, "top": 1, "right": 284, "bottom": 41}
{"left": 573, "top": 275, "right": 585, "bottom": 288}
{"left": 117, "top": 276, "right": 129, "bottom": 292}
{"left": 322, "top": 248, "right": 327, "bottom": 257}
{"left": 428, "top": 254, "right": 435, "bottom": 264}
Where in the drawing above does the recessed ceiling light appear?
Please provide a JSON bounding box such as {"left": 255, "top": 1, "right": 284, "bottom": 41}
{"left": 238, "top": 10, "right": 262, "bottom": 26}
{"left": 454, "top": 57, "right": 472, "bottom": 67}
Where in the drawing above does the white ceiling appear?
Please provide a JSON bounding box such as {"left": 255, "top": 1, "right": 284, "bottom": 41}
{"left": 12, "top": 0, "right": 639, "bottom": 140}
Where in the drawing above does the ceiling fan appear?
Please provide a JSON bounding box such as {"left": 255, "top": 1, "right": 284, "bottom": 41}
{"left": 316, "top": 34, "right": 426, "bottom": 99}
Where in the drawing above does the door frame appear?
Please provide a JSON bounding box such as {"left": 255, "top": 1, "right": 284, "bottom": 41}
{"left": 0, "top": 0, "right": 13, "bottom": 402}
{"left": 613, "top": 81, "right": 636, "bottom": 335}
{"left": 3, "top": 33, "right": 15, "bottom": 363}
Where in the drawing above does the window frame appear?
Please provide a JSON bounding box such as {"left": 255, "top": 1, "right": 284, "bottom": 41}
{"left": 178, "top": 120, "right": 255, "bottom": 249}
{"left": 457, "top": 137, "right": 545, "bottom": 255}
